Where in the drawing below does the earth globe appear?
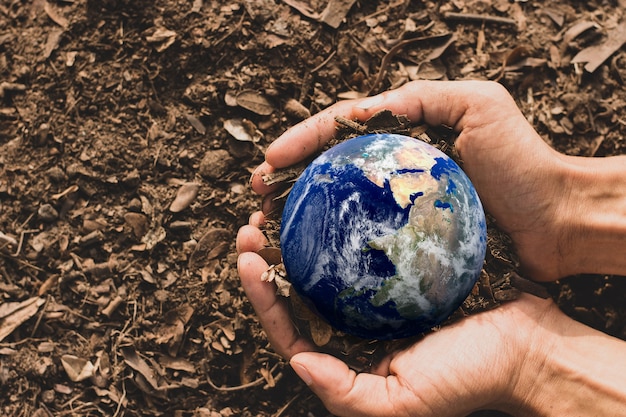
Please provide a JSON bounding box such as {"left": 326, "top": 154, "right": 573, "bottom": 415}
{"left": 280, "top": 133, "right": 487, "bottom": 340}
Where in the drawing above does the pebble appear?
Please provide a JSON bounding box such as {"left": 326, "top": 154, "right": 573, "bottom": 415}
{"left": 46, "top": 166, "right": 66, "bottom": 183}
{"left": 38, "top": 203, "right": 59, "bottom": 222}
{"left": 199, "top": 149, "right": 233, "bottom": 180}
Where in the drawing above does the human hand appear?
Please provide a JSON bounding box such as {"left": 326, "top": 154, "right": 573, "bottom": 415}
{"left": 238, "top": 80, "right": 626, "bottom": 416}
{"left": 250, "top": 80, "right": 624, "bottom": 281}
{"left": 237, "top": 216, "right": 564, "bottom": 416}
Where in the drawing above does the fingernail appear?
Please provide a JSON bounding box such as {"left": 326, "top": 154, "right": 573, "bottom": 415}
{"left": 356, "top": 94, "right": 384, "bottom": 110}
{"left": 249, "top": 166, "right": 262, "bottom": 187}
{"left": 290, "top": 360, "right": 313, "bottom": 386}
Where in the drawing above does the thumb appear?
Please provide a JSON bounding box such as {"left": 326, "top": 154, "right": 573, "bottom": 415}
{"left": 290, "top": 352, "right": 406, "bottom": 417}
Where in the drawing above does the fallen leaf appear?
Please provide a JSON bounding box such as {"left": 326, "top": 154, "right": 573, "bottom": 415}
{"left": 121, "top": 347, "right": 160, "bottom": 390}
{"left": 146, "top": 28, "right": 177, "bottom": 52}
{"left": 158, "top": 355, "right": 196, "bottom": 373}
{"left": 560, "top": 20, "right": 600, "bottom": 54}
{"left": 124, "top": 212, "right": 150, "bottom": 239}
{"left": 189, "top": 228, "right": 232, "bottom": 268}
{"left": 61, "top": 354, "right": 95, "bottom": 382}
{"left": 235, "top": 90, "right": 274, "bottom": 115}
{"left": 257, "top": 247, "right": 282, "bottom": 265}
{"left": 283, "top": 0, "right": 357, "bottom": 28}
{"left": 543, "top": 8, "right": 565, "bottom": 27}
{"left": 185, "top": 114, "right": 206, "bottom": 134}
{"left": 44, "top": 2, "right": 69, "bottom": 29}
{"left": 169, "top": 182, "right": 200, "bottom": 213}
{"left": 223, "top": 118, "right": 263, "bottom": 143}
{"left": 43, "top": 28, "right": 64, "bottom": 59}
{"left": 572, "top": 21, "right": 626, "bottom": 72}
{"left": 0, "top": 297, "right": 45, "bottom": 342}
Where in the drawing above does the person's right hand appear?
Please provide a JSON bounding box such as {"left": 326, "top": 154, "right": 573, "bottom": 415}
{"left": 238, "top": 215, "right": 626, "bottom": 417}
{"left": 252, "top": 80, "right": 580, "bottom": 281}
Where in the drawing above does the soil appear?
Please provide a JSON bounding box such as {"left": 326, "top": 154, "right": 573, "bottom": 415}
{"left": 1, "top": 1, "right": 625, "bottom": 416}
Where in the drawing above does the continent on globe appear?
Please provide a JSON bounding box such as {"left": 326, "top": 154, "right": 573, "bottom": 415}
{"left": 280, "top": 133, "right": 487, "bottom": 340}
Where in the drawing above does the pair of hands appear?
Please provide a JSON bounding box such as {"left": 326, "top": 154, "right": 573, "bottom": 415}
{"left": 236, "top": 80, "right": 623, "bottom": 416}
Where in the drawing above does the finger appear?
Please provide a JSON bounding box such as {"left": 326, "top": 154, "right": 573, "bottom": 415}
{"left": 266, "top": 80, "right": 518, "bottom": 169}
{"left": 236, "top": 224, "right": 268, "bottom": 254}
{"left": 238, "top": 252, "right": 314, "bottom": 359}
{"left": 266, "top": 99, "right": 366, "bottom": 168}
{"left": 290, "top": 352, "right": 416, "bottom": 417}
{"left": 250, "top": 162, "right": 279, "bottom": 196}
{"left": 248, "top": 211, "right": 265, "bottom": 228}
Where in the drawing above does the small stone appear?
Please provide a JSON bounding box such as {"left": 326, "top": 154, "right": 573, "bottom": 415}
{"left": 38, "top": 204, "right": 59, "bottom": 222}
{"left": 41, "top": 389, "right": 55, "bottom": 404}
{"left": 127, "top": 198, "right": 142, "bottom": 212}
{"left": 199, "top": 149, "right": 234, "bottom": 180}
{"left": 46, "top": 166, "right": 66, "bottom": 183}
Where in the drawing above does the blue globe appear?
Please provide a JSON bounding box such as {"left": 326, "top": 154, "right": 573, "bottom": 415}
{"left": 280, "top": 133, "right": 487, "bottom": 340}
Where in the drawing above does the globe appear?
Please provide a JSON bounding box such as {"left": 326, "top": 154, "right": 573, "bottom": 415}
{"left": 280, "top": 133, "right": 487, "bottom": 340}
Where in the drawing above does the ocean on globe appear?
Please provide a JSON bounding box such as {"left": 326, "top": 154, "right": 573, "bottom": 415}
{"left": 280, "top": 133, "right": 487, "bottom": 340}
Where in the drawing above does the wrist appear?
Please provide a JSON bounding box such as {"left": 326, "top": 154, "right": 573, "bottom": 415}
{"left": 481, "top": 295, "right": 562, "bottom": 415}
{"left": 558, "top": 154, "right": 626, "bottom": 277}
{"left": 509, "top": 298, "right": 626, "bottom": 416}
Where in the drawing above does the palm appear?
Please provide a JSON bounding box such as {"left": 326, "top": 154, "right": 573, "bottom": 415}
{"left": 291, "top": 294, "right": 555, "bottom": 417}
{"left": 237, "top": 215, "right": 558, "bottom": 417}
{"left": 252, "top": 81, "right": 573, "bottom": 281}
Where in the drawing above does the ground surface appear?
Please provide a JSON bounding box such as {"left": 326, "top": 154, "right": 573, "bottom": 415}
{"left": 1, "top": 1, "right": 625, "bottom": 416}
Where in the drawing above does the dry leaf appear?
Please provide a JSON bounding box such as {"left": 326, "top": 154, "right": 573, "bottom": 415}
{"left": 142, "top": 220, "right": 166, "bottom": 250}
{"left": 61, "top": 354, "right": 95, "bottom": 382}
{"left": 121, "top": 347, "right": 160, "bottom": 390}
{"left": 309, "top": 315, "right": 333, "bottom": 346}
{"left": 257, "top": 247, "right": 282, "bottom": 266}
{"left": 185, "top": 114, "right": 206, "bottom": 134}
{"left": 560, "top": 20, "right": 600, "bottom": 54}
{"left": 169, "top": 182, "right": 200, "bottom": 213}
{"left": 283, "top": 98, "right": 311, "bottom": 120}
{"left": 189, "top": 228, "right": 231, "bottom": 268}
{"left": 124, "top": 212, "right": 150, "bottom": 239}
{"left": 43, "top": 28, "right": 64, "bottom": 59}
{"left": 44, "top": 2, "right": 69, "bottom": 29}
{"left": 146, "top": 28, "right": 177, "bottom": 52}
{"left": 223, "top": 118, "right": 263, "bottom": 143}
{"left": 235, "top": 90, "right": 274, "bottom": 115}
{"left": 0, "top": 297, "right": 45, "bottom": 342}
{"left": 572, "top": 21, "right": 626, "bottom": 72}
{"left": 158, "top": 355, "right": 196, "bottom": 373}
{"left": 283, "top": 0, "right": 357, "bottom": 28}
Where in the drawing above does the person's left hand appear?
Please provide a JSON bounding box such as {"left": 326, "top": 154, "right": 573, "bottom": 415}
{"left": 237, "top": 213, "right": 562, "bottom": 417}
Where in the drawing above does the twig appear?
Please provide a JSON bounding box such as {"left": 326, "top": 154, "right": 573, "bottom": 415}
{"left": 30, "top": 295, "right": 51, "bottom": 338}
{"left": 442, "top": 12, "right": 517, "bottom": 27}
{"left": 0, "top": 337, "right": 47, "bottom": 348}
{"left": 212, "top": 10, "right": 246, "bottom": 47}
{"left": 367, "top": 34, "right": 452, "bottom": 95}
{"left": 310, "top": 50, "right": 337, "bottom": 73}
{"left": 112, "top": 379, "right": 127, "bottom": 417}
{"left": 12, "top": 228, "right": 38, "bottom": 257}
{"left": 272, "top": 392, "right": 304, "bottom": 417}
{"left": 349, "top": 0, "right": 407, "bottom": 27}
{"left": 205, "top": 362, "right": 281, "bottom": 391}
{"left": 509, "top": 271, "right": 551, "bottom": 299}
{"left": 334, "top": 115, "right": 368, "bottom": 134}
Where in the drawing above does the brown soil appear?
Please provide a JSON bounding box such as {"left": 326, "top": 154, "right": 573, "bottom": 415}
{"left": 1, "top": 1, "right": 625, "bottom": 416}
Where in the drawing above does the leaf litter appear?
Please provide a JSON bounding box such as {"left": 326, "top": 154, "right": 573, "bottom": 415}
{"left": 0, "top": 1, "right": 625, "bottom": 416}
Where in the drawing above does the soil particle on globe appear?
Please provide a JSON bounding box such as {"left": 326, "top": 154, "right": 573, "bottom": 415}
{"left": 258, "top": 110, "right": 550, "bottom": 370}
